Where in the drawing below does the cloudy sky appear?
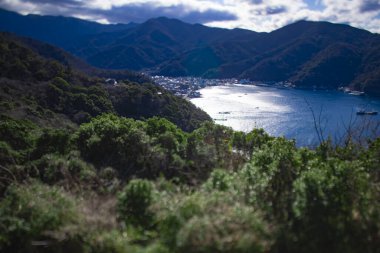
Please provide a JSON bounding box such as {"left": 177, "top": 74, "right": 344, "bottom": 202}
{"left": 1, "top": 0, "right": 380, "bottom": 33}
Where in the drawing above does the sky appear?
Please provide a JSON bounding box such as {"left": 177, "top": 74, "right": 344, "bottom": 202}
{"left": 1, "top": 0, "right": 380, "bottom": 33}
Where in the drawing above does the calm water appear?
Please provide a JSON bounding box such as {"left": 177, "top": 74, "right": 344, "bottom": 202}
{"left": 191, "top": 84, "right": 380, "bottom": 147}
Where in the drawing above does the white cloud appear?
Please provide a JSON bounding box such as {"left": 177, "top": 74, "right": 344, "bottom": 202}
{"left": 205, "top": 0, "right": 380, "bottom": 33}
{"left": 0, "top": 0, "right": 380, "bottom": 33}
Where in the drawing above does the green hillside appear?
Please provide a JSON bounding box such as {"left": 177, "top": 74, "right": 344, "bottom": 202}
{"left": 0, "top": 32, "right": 210, "bottom": 131}
{"left": 0, "top": 31, "right": 380, "bottom": 253}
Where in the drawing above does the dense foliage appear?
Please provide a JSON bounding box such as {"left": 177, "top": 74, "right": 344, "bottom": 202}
{"left": 1, "top": 16, "right": 380, "bottom": 253}
{"left": 1, "top": 113, "right": 380, "bottom": 253}
{"left": 0, "top": 32, "right": 210, "bottom": 129}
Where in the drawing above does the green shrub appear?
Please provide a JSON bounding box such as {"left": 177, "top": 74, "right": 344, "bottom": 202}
{"left": 52, "top": 77, "right": 70, "bottom": 90}
{"left": 290, "top": 158, "right": 376, "bottom": 253}
{"left": 117, "top": 179, "right": 155, "bottom": 229}
{"left": 186, "top": 133, "right": 218, "bottom": 179}
{"left": 75, "top": 114, "right": 148, "bottom": 173}
{"left": 146, "top": 117, "right": 186, "bottom": 147}
{"left": 154, "top": 194, "right": 205, "bottom": 249}
{"left": 35, "top": 153, "right": 96, "bottom": 187}
{"left": 88, "top": 230, "right": 136, "bottom": 253}
{"left": 0, "top": 141, "right": 22, "bottom": 165}
{"left": 154, "top": 191, "right": 272, "bottom": 253}
{"left": 138, "top": 242, "right": 170, "bottom": 253}
{"left": 32, "top": 128, "right": 72, "bottom": 159}
{"left": 362, "top": 138, "right": 380, "bottom": 173}
{"left": 204, "top": 169, "right": 233, "bottom": 191}
{"left": 75, "top": 114, "right": 188, "bottom": 180}
{"left": 0, "top": 116, "right": 36, "bottom": 150}
{"left": 98, "top": 167, "right": 120, "bottom": 193}
{"left": 176, "top": 205, "right": 271, "bottom": 253}
{"left": 240, "top": 137, "right": 303, "bottom": 221}
{"left": 232, "top": 128, "right": 272, "bottom": 158}
{"left": 0, "top": 182, "right": 79, "bottom": 252}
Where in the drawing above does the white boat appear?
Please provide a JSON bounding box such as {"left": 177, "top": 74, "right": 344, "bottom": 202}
{"left": 349, "top": 91, "right": 365, "bottom": 96}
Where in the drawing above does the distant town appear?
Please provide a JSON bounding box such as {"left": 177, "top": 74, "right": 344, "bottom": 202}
{"left": 151, "top": 76, "right": 296, "bottom": 98}
{"left": 151, "top": 76, "right": 369, "bottom": 99}
{"left": 151, "top": 76, "right": 239, "bottom": 98}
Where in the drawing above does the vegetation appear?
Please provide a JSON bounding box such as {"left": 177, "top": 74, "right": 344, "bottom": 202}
{"left": 0, "top": 32, "right": 210, "bottom": 129}
{"left": 1, "top": 113, "right": 380, "bottom": 253}
{"left": 1, "top": 17, "right": 380, "bottom": 253}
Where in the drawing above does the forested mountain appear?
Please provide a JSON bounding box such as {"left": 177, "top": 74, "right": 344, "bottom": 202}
{"left": 0, "top": 8, "right": 136, "bottom": 51}
{"left": 1, "top": 8, "right": 380, "bottom": 94}
{"left": 0, "top": 32, "right": 210, "bottom": 131}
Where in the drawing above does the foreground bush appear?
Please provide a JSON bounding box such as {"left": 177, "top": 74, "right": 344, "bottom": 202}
{"left": 117, "top": 179, "right": 155, "bottom": 229}
{"left": 0, "top": 113, "right": 380, "bottom": 253}
{"left": 34, "top": 152, "right": 97, "bottom": 188}
{"left": 175, "top": 204, "right": 272, "bottom": 253}
{"left": 0, "top": 182, "right": 79, "bottom": 252}
{"left": 290, "top": 158, "right": 379, "bottom": 253}
{"left": 151, "top": 189, "right": 273, "bottom": 253}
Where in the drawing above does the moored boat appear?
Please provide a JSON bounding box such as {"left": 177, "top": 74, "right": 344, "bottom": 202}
{"left": 356, "top": 109, "right": 378, "bottom": 115}
{"left": 349, "top": 91, "right": 365, "bottom": 96}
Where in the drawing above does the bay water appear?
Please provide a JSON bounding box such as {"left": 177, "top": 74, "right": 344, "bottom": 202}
{"left": 191, "top": 84, "right": 380, "bottom": 147}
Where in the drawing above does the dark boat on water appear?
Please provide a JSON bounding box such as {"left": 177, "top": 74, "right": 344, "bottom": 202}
{"left": 356, "top": 109, "right": 378, "bottom": 115}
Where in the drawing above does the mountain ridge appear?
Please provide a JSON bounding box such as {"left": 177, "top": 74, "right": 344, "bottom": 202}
{"left": 1, "top": 8, "right": 380, "bottom": 95}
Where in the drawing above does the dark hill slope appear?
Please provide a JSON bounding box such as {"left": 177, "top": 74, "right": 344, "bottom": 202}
{"left": 0, "top": 32, "right": 210, "bottom": 131}
{"left": 10, "top": 34, "right": 152, "bottom": 84}
{"left": 85, "top": 17, "right": 260, "bottom": 70}
{"left": 0, "top": 8, "right": 136, "bottom": 51}
{"left": 219, "top": 21, "right": 380, "bottom": 93}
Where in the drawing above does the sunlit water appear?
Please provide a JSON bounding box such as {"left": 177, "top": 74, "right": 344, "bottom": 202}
{"left": 191, "top": 84, "right": 380, "bottom": 147}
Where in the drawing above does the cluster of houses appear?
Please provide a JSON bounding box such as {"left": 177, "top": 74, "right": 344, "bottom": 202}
{"left": 151, "top": 76, "right": 239, "bottom": 98}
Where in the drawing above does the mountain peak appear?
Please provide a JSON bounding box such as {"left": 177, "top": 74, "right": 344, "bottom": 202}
{"left": 0, "top": 8, "right": 379, "bottom": 95}
{"left": 142, "top": 16, "right": 198, "bottom": 31}
{"left": 282, "top": 19, "right": 373, "bottom": 35}
{"left": 145, "top": 16, "right": 186, "bottom": 24}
